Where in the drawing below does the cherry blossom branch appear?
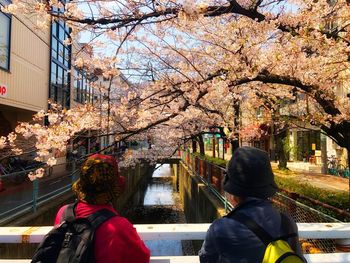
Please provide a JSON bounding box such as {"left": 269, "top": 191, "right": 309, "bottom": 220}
{"left": 231, "top": 70, "right": 341, "bottom": 116}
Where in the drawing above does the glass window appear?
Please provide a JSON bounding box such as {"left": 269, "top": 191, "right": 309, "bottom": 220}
{"left": 81, "top": 77, "right": 85, "bottom": 102}
{"left": 50, "top": 12, "right": 71, "bottom": 109}
{"left": 57, "top": 88, "right": 63, "bottom": 106}
{"left": 51, "top": 48, "right": 57, "bottom": 60}
{"left": 63, "top": 70, "right": 67, "bottom": 86}
{"left": 51, "top": 63, "right": 57, "bottom": 84}
{"left": 76, "top": 76, "right": 80, "bottom": 101}
{"left": 50, "top": 85, "right": 57, "bottom": 101}
{"left": 85, "top": 80, "right": 88, "bottom": 102}
{"left": 87, "top": 83, "right": 91, "bottom": 103}
{"left": 52, "top": 22, "right": 58, "bottom": 37}
{"left": 59, "top": 25, "right": 65, "bottom": 40}
{"left": 57, "top": 66, "right": 63, "bottom": 86}
{"left": 58, "top": 43, "right": 64, "bottom": 63}
{"left": 0, "top": 11, "right": 11, "bottom": 70}
{"left": 52, "top": 38, "right": 58, "bottom": 51}
{"left": 64, "top": 48, "right": 69, "bottom": 67}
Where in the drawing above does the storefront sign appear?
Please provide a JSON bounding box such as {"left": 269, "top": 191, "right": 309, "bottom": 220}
{"left": 0, "top": 84, "right": 8, "bottom": 98}
{"left": 312, "top": 143, "right": 316, "bottom": 150}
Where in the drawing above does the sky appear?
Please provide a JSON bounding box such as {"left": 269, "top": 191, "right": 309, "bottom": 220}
{"left": 75, "top": 0, "right": 302, "bottom": 84}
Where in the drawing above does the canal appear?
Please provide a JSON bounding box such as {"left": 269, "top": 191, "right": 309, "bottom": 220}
{"left": 124, "top": 163, "right": 194, "bottom": 256}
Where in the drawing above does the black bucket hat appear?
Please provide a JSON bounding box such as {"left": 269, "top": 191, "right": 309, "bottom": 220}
{"left": 223, "top": 147, "right": 278, "bottom": 199}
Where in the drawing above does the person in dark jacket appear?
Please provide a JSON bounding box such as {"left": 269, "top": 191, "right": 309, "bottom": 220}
{"left": 198, "top": 147, "right": 305, "bottom": 263}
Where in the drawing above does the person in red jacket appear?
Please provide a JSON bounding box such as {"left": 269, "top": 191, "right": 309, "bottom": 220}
{"left": 54, "top": 153, "right": 150, "bottom": 263}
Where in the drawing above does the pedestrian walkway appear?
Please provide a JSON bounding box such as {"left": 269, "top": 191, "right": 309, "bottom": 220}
{"left": 204, "top": 150, "right": 348, "bottom": 193}
{"left": 271, "top": 162, "right": 348, "bottom": 193}
{"left": 0, "top": 161, "right": 71, "bottom": 190}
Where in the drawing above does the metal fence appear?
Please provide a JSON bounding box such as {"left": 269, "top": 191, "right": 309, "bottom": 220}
{"left": 272, "top": 193, "right": 338, "bottom": 253}
{"left": 0, "top": 161, "right": 80, "bottom": 224}
{"left": 180, "top": 150, "right": 340, "bottom": 253}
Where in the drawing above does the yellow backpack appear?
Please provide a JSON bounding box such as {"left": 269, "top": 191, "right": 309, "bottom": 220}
{"left": 229, "top": 212, "right": 305, "bottom": 263}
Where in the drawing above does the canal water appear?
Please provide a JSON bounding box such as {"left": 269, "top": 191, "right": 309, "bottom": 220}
{"left": 143, "top": 164, "right": 175, "bottom": 206}
{"left": 124, "top": 163, "right": 193, "bottom": 256}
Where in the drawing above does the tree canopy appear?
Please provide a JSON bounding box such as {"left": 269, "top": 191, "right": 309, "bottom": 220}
{"left": 1, "top": 0, "right": 350, "bottom": 172}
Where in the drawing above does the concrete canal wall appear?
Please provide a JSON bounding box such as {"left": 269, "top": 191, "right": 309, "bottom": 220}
{"left": 173, "top": 162, "right": 226, "bottom": 224}
{"left": 172, "top": 162, "right": 226, "bottom": 253}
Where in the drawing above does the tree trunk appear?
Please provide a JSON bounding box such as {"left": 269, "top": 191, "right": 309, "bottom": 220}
{"left": 231, "top": 139, "right": 239, "bottom": 154}
{"left": 321, "top": 133, "right": 328, "bottom": 174}
{"left": 192, "top": 139, "right": 197, "bottom": 153}
{"left": 197, "top": 134, "right": 205, "bottom": 156}
{"left": 277, "top": 129, "right": 288, "bottom": 170}
{"left": 231, "top": 100, "right": 240, "bottom": 155}
{"left": 212, "top": 138, "right": 216, "bottom": 158}
{"left": 270, "top": 117, "right": 276, "bottom": 161}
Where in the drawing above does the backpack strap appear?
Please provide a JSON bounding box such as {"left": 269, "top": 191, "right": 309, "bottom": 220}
{"left": 60, "top": 203, "right": 117, "bottom": 229}
{"left": 228, "top": 212, "right": 273, "bottom": 246}
{"left": 228, "top": 211, "right": 298, "bottom": 245}
{"left": 60, "top": 203, "right": 76, "bottom": 223}
{"left": 86, "top": 209, "right": 117, "bottom": 230}
{"left": 277, "top": 213, "right": 298, "bottom": 241}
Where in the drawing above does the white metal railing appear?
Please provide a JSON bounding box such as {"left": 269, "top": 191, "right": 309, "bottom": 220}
{"left": 0, "top": 223, "right": 350, "bottom": 263}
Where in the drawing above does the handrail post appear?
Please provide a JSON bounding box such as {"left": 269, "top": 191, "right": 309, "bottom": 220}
{"left": 32, "top": 179, "right": 39, "bottom": 213}
{"left": 71, "top": 161, "right": 77, "bottom": 184}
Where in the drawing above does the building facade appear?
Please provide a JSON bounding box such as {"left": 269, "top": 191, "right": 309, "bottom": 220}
{"left": 0, "top": 0, "right": 50, "bottom": 136}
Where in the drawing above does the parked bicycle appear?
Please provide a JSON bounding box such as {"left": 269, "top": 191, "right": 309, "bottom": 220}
{"left": 0, "top": 157, "right": 46, "bottom": 185}
{"left": 338, "top": 165, "right": 350, "bottom": 178}
{"left": 326, "top": 155, "right": 350, "bottom": 178}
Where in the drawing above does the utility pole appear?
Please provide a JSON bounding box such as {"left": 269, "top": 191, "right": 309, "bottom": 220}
{"left": 231, "top": 100, "right": 240, "bottom": 154}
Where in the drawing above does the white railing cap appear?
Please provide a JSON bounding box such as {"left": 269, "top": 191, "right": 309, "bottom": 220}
{"left": 1, "top": 223, "right": 350, "bottom": 243}
{"left": 1, "top": 254, "right": 350, "bottom": 263}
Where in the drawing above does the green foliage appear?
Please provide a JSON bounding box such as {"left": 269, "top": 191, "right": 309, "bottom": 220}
{"left": 282, "top": 134, "right": 291, "bottom": 155}
{"left": 193, "top": 152, "right": 228, "bottom": 167}
{"left": 275, "top": 175, "right": 349, "bottom": 221}
{"left": 283, "top": 134, "right": 298, "bottom": 161}
{"left": 274, "top": 168, "right": 297, "bottom": 176}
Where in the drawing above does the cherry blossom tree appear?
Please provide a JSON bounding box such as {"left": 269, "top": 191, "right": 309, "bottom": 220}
{"left": 1, "top": 0, "right": 350, "bottom": 191}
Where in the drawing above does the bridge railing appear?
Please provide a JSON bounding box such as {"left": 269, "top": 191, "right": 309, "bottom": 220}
{"left": 0, "top": 223, "right": 349, "bottom": 262}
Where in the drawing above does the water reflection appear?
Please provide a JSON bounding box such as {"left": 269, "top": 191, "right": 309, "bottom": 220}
{"left": 145, "top": 240, "right": 183, "bottom": 256}
{"left": 143, "top": 164, "right": 183, "bottom": 256}
{"left": 152, "top": 164, "right": 172, "bottom": 178}
{"left": 143, "top": 178, "right": 174, "bottom": 206}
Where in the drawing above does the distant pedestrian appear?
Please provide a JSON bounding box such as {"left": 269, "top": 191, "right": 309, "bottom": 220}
{"left": 54, "top": 154, "right": 150, "bottom": 263}
{"left": 199, "top": 147, "right": 305, "bottom": 263}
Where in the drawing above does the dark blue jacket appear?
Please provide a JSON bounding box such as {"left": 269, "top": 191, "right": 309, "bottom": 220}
{"left": 198, "top": 198, "right": 304, "bottom": 263}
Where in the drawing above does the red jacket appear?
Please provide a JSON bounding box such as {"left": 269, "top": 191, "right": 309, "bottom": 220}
{"left": 55, "top": 202, "right": 150, "bottom": 263}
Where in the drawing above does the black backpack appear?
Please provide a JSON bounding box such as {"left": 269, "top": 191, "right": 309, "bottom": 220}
{"left": 32, "top": 203, "right": 117, "bottom": 263}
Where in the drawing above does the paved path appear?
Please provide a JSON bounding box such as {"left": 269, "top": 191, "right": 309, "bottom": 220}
{"left": 204, "top": 150, "right": 348, "bottom": 193}
{"left": 271, "top": 162, "right": 348, "bottom": 193}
